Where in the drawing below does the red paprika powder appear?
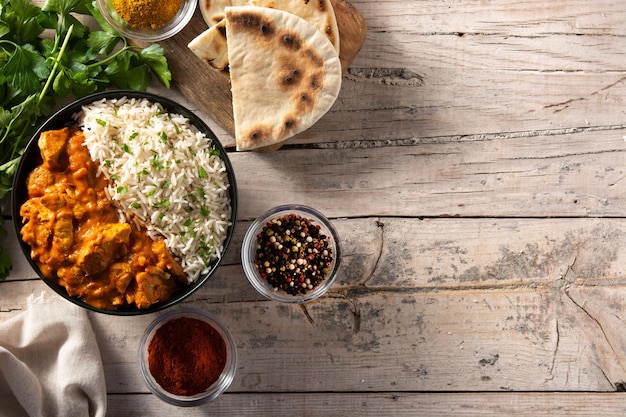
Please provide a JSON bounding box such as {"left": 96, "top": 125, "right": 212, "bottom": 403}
{"left": 147, "top": 316, "right": 227, "bottom": 396}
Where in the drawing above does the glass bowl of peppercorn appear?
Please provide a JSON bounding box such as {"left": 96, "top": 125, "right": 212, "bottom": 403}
{"left": 97, "top": 0, "right": 197, "bottom": 42}
{"left": 138, "top": 307, "right": 238, "bottom": 406}
{"left": 241, "top": 204, "right": 341, "bottom": 303}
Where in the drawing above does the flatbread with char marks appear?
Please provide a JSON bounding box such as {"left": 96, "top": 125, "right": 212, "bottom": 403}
{"left": 188, "top": 19, "right": 230, "bottom": 73}
{"left": 225, "top": 6, "right": 342, "bottom": 151}
{"left": 200, "top": 0, "right": 339, "bottom": 53}
{"left": 190, "top": 0, "right": 340, "bottom": 76}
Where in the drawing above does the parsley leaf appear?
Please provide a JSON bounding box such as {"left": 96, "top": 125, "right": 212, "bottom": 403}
{"left": 138, "top": 44, "right": 171, "bottom": 88}
{"left": 87, "top": 30, "right": 119, "bottom": 55}
{"left": 3, "top": 43, "right": 49, "bottom": 93}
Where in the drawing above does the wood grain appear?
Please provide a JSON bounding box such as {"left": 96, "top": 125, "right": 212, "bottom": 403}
{"left": 106, "top": 392, "right": 626, "bottom": 416}
{"left": 227, "top": 129, "right": 626, "bottom": 219}
{"left": 3, "top": 1, "right": 626, "bottom": 415}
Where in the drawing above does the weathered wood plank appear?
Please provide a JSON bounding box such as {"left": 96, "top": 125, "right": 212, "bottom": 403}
{"left": 356, "top": 0, "right": 626, "bottom": 36}
{"left": 106, "top": 392, "right": 626, "bottom": 417}
{"left": 229, "top": 129, "right": 626, "bottom": 219}
{"left": 318, "top": 70, "right": 626, "bottom": 146}
{"left": 365, "top": 217, "right": 626, "bottom": 289}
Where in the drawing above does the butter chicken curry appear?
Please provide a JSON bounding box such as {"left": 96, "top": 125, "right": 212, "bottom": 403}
{"left": 20, "top": 127, "right": 186, "bottom": 310}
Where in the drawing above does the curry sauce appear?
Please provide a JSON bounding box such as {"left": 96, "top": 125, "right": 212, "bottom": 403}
{"left": 20, "top": 127, "right": 186, "bottom": 310}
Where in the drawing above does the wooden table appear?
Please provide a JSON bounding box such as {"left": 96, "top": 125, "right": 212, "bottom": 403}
{"left": 2, "top": 0, "right": 626, "bottom": 415}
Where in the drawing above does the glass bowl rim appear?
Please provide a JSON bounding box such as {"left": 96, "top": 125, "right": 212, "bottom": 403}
{"left": 96, "top": 0, "right": 198, "bottom": 42}
{"left": 138, "top": 307, "right": 238, "bottom": 406}
{"left": 241, "top": 204, "right": 341, "bottom": 303}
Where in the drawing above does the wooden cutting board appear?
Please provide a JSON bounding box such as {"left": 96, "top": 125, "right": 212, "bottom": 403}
{"left": 141, "top": 0, "right": 367, "bottom": 140}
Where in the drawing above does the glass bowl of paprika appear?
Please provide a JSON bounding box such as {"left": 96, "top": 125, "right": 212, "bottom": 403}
{"left": 97, "top": 0, "right": 197, "bottom": 42}
{"left": 138, "top": 307, "right": 237, "bottom": 406}
{"left": 241, "top": 204, "right": 341, "bottom": 303}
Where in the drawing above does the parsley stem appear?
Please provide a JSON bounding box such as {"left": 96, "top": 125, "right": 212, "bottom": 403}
{"left": 39, "top": 24, "right": 74, "bottom": 106}
{"left": 85, "top": 39, "right": 131, "bottom": 70}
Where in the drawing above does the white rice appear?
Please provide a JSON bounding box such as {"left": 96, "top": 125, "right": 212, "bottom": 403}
{"left": 77, "top": 97, "right": 232, "bottom": 283}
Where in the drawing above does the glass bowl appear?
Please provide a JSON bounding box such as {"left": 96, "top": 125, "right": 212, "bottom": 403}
{"left": 241, "top": 205, "right": 341, "bottom": 303}
{"left": 96, "top": 0, "right": 197, "bottom": 42}
{"left": 11, "top": 90, "right": 237, "bottom": 316}
{"left": 138, "top": 308, "right": 237, "bottom": 406}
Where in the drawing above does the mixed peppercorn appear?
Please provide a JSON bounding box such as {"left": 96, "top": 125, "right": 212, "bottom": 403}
{"left": 254, "top": 213, "right": 334, "bottom": 296}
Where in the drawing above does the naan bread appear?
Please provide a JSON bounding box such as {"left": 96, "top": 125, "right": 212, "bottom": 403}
{"left": 252, "top": 0, "right": 339, "bottom": 52}
{"left": 188, "top": 19, "right": 230, "bottom": 73}
{"left": 226, "top": 6, "right": 342, "bottom": 151}
{"left": 191, "top": 0, "right": 340, "bottom": 79}
{"left": 199, "top": 0, "right": 340, "bottom": 52}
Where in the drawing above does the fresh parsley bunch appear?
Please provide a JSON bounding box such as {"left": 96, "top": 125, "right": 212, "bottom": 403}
{"left": 0, "top": 0, "right": 172, "bottom": 279}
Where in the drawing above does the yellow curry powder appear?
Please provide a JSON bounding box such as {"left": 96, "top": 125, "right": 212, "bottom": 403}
{"left": 112, "top": 0, "right": 184, "bottom": 29}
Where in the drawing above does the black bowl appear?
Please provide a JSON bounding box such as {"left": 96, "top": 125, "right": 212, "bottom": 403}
{"left": 11, "top": 90, "right": 238, "bottom": 316}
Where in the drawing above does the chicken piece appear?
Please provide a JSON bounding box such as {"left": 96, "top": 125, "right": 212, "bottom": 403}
{"left": 41, "top": 192, "right": 67, "bottom": 211}
{"left": 57, "top": 266, "right": 88, "bottom": 298}
{"left": 66, "top": 131, "right": 90, "bottom": 172}
{"left": 21, "top": 198, "right": 54, "bottom": 226}
{"left": 26, "top": 166, "right": 55, "bottom": 197}
{"left": 109, "top": 262, "right": 134, "bottom": 296}
{"left": 20, "top": 199, "right": 54, "bottom": 250}
{"left": 78, "top": 263, "right": 134, "bottom": 308}
{"left": 71, "top": 200, "right": 88, "bottom": 221}
{"left": 76, "top": 223, "right": 131, "bottom": 275}
{"left": 66, "top": 131, "right": 103, "bottom": 191}
{"left": 133, "top": 266, "right": 179, "bottom": 309}
{"left": 152, "top": 239, "right": 186, "bottom": 282}
{"left": 52, "top": 211, "right": 74, "bottom": 254}
{"left": 38, "top": 128, "right": 69, "bottom": 170}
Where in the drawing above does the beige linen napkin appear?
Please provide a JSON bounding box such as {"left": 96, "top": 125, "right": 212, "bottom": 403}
{"left": 0, "top": 292, "right": 106, "bottom": 417}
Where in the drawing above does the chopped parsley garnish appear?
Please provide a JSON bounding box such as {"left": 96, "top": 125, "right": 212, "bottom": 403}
{"left": 152, "top": 200, "right": 171, "bottom": 208}
{"left": 151, "top": 154, "right": 164, "bottom": 169}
